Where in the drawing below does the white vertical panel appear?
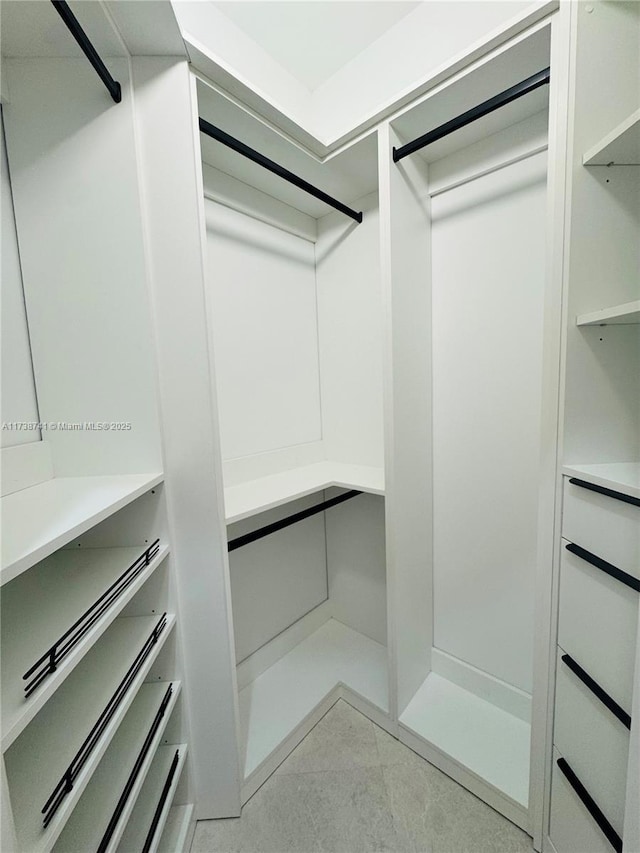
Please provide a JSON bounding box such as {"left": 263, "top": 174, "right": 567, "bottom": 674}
{"left": 325, "top": 491, "right": 386, "bottom": 645}
{"left": 315, "top": 191, "right": 384, "bottom": 468}
{"left": 131, "top": 58, "right": 241, "bottom": 818}
{"left": 0, "top": 111, "right": 40, "bottom": 447}
{"left": 431, "top": 150, "right": 547, "bottom": 694}
{"left": 204, "top": 201, "right": 322, "bottom": 462}
{"left": 379, "top": 124, "right": 433, "bottom": 715}
{"left": 3, "top": 59, "right": 162, "bottom": 476}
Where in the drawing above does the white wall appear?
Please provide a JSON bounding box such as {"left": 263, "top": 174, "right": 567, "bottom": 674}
{"left": 3, "top": 58, "right": 162, "bottom": 476}
{"left": 315, "top": 192, "right": 384, "bottom": 469}
{"left": 204, "top": 200, "right": 322, "bottom": 464}
{"left": 431, "top": 148, "right": 547, "bottom": 694}
{"left": 0, "top": 111, "right": 40, "bottom": 447}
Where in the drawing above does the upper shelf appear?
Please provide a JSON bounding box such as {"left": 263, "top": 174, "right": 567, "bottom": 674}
{"left": 576, "top": 300, "right": 640, "bottom": 326}
{"left": 583, "top": 109, "right": 640, "bottom": 166}
{"left": 224, "top": 462, "right": 384, "bottom": 524}
{"left": 1, "top": 473, "right": 163, "bottom": 585}
{"left": 562, "top": 462, "right": 640, "bottom": 502}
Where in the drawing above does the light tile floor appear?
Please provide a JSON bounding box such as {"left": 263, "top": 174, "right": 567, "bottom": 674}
{"left": 191, "top": 699, "right": 536, "bottom": 853}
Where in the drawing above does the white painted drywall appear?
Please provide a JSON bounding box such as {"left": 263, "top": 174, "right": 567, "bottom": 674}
{"left": 204, "top": 200, "right": 322, "bottom": 462}
{"left": 431, "top": 148, "right": 547, "bottom": 695}
{"left": 1, "top": 111, "right": 40, "bottom": 447}
{"left": 315, "top": 192, "right": 384, "bottom": 469}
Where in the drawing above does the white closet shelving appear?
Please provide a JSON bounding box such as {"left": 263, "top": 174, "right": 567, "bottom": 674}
{"left": 1, "top": 472, "right": 163, "bottom": 584}
{"left": 583, "top": 108, "right": 640, "bottom": 166}
{"left": 1, "top": 3, "right": 196, "bottom": 849}
{"left": 576, "top": 300, "right": 640, "bottom": 326}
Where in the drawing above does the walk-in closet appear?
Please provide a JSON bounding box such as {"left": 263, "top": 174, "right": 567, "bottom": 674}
{"left": 1, "top": 1, "right": 638, "bottom": 852}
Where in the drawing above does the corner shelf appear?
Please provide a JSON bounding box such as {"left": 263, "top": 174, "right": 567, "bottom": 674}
{"left": 576, "top": 300, "right": 640, "bottom": 326}
{"left": 224, "top": 462, "right": 385, "bottom": 524}
{"left": 1, "top": 473, "right": 164, "bottom": 585}
{"left": 561, "top": 462, "right": 640, "bottom": 502}
{"left": 583, "top": 109, "right": 640, "bottom": 165}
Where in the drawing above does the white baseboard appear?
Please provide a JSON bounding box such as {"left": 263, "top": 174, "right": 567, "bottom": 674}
{"left": 431, "top": 647, "right": 532, "bottom": 723}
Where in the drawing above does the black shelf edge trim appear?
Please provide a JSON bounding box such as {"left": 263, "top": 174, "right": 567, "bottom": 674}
{"left": 556, "top": 757, "right": 622, "bottom": 853}
{"left": 25, "top": 540, "right": 162, "bottom": 698}
{"left": 561, "top": 653, "right": 631, "bottom": 730}
{"left": 568, "top": 477, "right": 640, "bottom": 509}
{"left": 228, "top": 490, "right": 362, "bottom": 552}
{"left": 41, "top": 613, "right": 168, "bottom": 827}
{"left": 141, "top": 748, "right": 181, "bottom": 853}
{"left": 565, "top": 542, "right": 640, "bottom": 593}
{"left": 97, "top": 683, "right": 174, "bottom": 853}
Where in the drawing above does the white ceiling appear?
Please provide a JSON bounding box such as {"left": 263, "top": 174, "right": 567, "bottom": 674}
{"left": 211, "top": 1, "right": 421, "bottom": 91}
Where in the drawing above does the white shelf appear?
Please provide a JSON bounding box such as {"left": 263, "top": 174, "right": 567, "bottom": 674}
{"left": 117, "top": 744, "right": 188, "bottom": 853}
{"left": 576, "top": 300, "right": 640, "bottom": 326}
{"left": 1, "top": 473, "right": 164, "bottom": 584}
{"left": 157, "top": 804, "right": 194, "bottom": 853}
{"left": 4, "top": 614, "right": 176, "bottom": 852}
{"left": 562, "top": 462, "right": 640, "bottom": 501}
{"left": 52, "top": 681, "right": 181, "bottom": 853}
{"left": 224, "top": 462, "right": 385, "bottom": 524}
{"left": 1, "top": 545, "right": 169, "bottom": 747}
{"left": 239, "top": 618, "right": 388, "bottom": 779}
{"left": 583, "top": 109, "right": 640, "bottom": 165}
{"left": 400, "top": 672, "right": 531, "bottom": 808}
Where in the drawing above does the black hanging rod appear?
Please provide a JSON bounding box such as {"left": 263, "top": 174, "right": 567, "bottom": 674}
{"left": 228, "top": 490, "right": 362, "bottom": 552}
{"left": 393, "top": 67, "right": 550, "bottom": 162}
{"left": 199, "top": 118, "right": 363, "bottom": 224}
{"left": 51, "top": 0, "right": 122, "bottom": 103}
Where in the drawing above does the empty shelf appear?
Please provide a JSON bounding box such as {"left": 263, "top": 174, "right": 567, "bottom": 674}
{"left": 239, "top": 618, "right": 388, "bottom": 779}
{"left": 156, "top": 804, "right": 194, "bottom": 853}
{"left": 576, "top": 300, "right": 640, "bottom": 326}
{"left": 117, "top": 743, "right": 188, "bottom": 853}
{"left": 2, "top": 544, "right": 168, "bottom": 745}
{"left": 1, "top": 473, "right": 163, "bottom": 584}
{"left": 4, "top": 614, "right": 175, "bottom": 852}
{"left": 400, "top": 672, "right": 530, "bottom": 808}
{"left": 225, "top": 462, "right": 384, "bottom": 523}
{"left": 52, "top": 681, "right": 180, "bottom": 853}
{"left": 583, "top": 109, "right": 640, "bottom": 165}
{"left": 562, "top": 462, "right": 640, "bottom": 501}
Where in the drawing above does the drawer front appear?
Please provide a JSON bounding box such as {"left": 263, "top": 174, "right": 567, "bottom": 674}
{"left": 559, "top": 542, "right": 638, "bottom": 711}
{"left": 562, "top": 477, "right": 639, "bottom": 579}
{"left": 550, "top": 750, "right": 620, "bottom": 853}
{"left": 554, "top": 648, "right": 630, "bottom": 836}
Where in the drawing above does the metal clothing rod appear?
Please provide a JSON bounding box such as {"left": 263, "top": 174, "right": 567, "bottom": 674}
{"left": 393, "top": 67, "right": 550, "bottom": 162}
{"left": 199, "top": 118, "right": 363, "bottom": 223}
{"left": 228, "top": 490, "right": 362, "bottom": 552}
{"left": 51, "top": 0, "right": 122, "bottom": 103}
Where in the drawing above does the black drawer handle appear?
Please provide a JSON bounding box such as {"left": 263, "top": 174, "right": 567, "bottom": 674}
{"left": 142, "top": 748, "right": 181, "bottom": 853}
{"left": 565, "top": 542, "right": 640, "bottom": 593}
{"left": 557, "top": 757, "right": 622, "bottom": 853}
{"left": 561, "top": 653, "right": 631, "bottom": 730}
{"left": 569, "top": 477, "right": 640, "bottom": 509}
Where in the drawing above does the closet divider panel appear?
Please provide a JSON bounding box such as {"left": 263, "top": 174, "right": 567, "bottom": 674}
{"left": 379, "top": 123, "right": 433, "bottom": 715}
